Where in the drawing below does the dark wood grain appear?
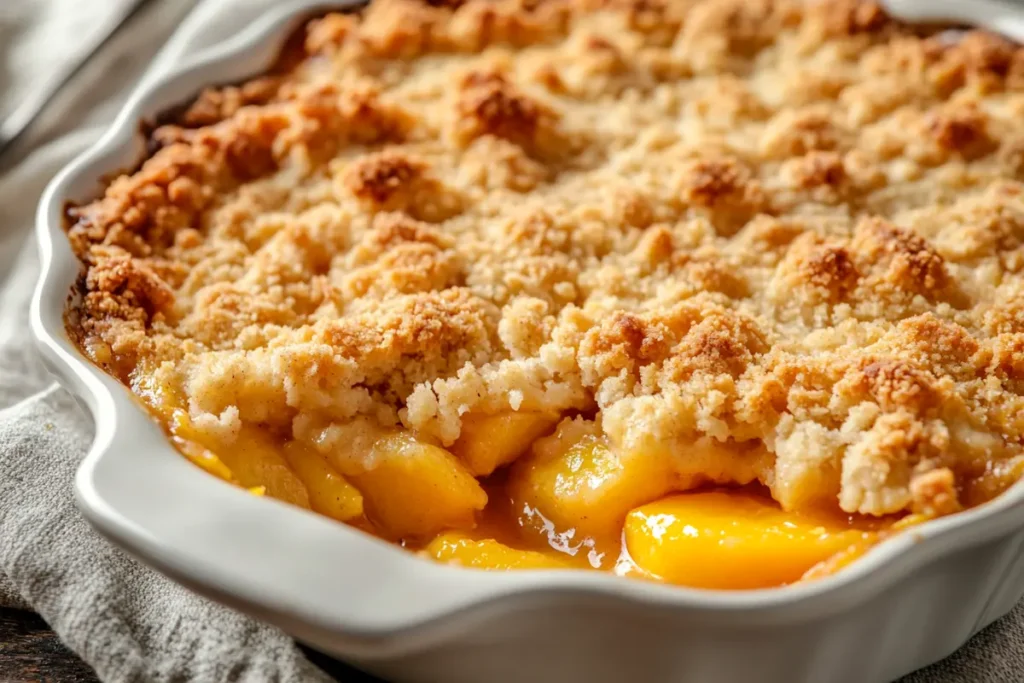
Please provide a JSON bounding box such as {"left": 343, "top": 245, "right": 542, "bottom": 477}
{"left": 300, "top": 646, "right": 382, "bottom": 682}
{"left": 0, "top": 609, "right": 98, "bottom": 683}
{"left": 0, "top": 608, "right": 381, "bottom": 682}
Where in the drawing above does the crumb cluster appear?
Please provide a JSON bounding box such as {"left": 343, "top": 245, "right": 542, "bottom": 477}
{"left": 68, "top": 0, "right": 1024, "bottom": 517}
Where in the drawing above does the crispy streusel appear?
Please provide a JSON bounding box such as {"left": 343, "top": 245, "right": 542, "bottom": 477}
{"left": 67, "top": 0, "right": 1024, "bottom": 517}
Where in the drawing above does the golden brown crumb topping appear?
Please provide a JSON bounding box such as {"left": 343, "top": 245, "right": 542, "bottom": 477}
{"left": 67, "top": 0, "right": 1024, "bottom": 517}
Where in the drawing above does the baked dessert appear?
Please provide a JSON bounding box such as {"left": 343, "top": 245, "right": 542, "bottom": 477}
{"left": 65, "top": 0, "right": 1024, "bottom": 589}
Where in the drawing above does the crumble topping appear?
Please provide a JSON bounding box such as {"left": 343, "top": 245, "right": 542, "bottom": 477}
{"left": 67, "top": 0, "right": 1024, "bottom": 517}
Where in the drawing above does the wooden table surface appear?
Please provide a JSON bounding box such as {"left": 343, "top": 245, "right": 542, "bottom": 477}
{"left": 0, "top": 609, "right": 96, "bottom": 682}
{"left": 0, "top": 608, "right": 380, "bottom": 682}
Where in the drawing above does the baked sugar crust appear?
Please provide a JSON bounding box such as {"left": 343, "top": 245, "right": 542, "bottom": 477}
{"left": 66, "top": 0, "right": 1024, "bottom": 517}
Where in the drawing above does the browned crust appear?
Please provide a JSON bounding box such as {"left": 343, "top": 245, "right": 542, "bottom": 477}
{"left": 65, "top": 0, "right": 1024, "bottom": 518}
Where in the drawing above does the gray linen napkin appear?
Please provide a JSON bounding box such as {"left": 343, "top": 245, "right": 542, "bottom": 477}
{"left": 0, "top": 1, "right": 332, "bottom": 681}
{"left": 0, "top": 1, "right": 1022, "bottom": 682}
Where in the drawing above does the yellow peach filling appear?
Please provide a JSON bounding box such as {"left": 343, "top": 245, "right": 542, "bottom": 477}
{"left": 622, "top": 493, "right": 882, "bottom": 589}
{"left": 134, "top": 374, "right": 916, "bottom": 589}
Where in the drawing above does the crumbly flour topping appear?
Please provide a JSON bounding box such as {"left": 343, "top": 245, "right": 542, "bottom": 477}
{"left": 67, "top": 0, "right": 1024, "bottom": 517}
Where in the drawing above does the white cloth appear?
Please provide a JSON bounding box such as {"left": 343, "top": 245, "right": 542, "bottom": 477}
{"left": 0, "top": 1, "right": 1022, "bottom": 682}
{"left": 0, "top": 1, "right": 333, "bottom": 681}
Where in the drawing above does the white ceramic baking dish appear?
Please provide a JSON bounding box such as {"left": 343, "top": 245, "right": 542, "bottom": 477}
{"left": 30, "top": 2, "right": 1024, "bottom": 682}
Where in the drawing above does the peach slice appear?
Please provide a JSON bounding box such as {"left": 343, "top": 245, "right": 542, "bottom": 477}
{"left": 425, "top": 532, "right": 571, "bottom": 570}
{"left": 282, "top": 442, "right": 364, "bottom": 522}
{"left": 509, "top": 418, "right": 676, "bottom": 549}
{"left": 346, "top": 432, "right": 488, "bottom": 540}
{"left": 624, "top": 491, "right": 877, "bottom": 589}
{"left": 452, "top": 411, "right": 560, "bottom": 476}
{"left": 174, "top": 417, "right": 311, "bottom": 508}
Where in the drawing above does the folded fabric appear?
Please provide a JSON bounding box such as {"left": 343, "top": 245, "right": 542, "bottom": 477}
{"left": 0, "top": 387, "right": 333, "bottom": 682}
{"left": 0, "top": 0, "right": 1022, "bottom": 681}
{"left": 0, "top": 0, "right": 332, "bottom": 680}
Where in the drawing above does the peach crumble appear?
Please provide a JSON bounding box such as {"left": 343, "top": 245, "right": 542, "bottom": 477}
{"left": 64, "top": 0, "right": 1024, "bottom": 589}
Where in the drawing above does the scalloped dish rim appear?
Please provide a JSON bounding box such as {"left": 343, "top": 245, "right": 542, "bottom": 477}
{"left": 28, "top": 0, "right": 1024, "bottom": 662}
